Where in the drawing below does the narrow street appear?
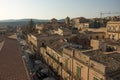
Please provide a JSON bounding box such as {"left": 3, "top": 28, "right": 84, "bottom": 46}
{"left": 17, "top": 33, "right": 56, "bottom": 80}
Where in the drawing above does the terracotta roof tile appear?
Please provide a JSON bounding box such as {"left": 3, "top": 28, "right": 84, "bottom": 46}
{"left": 0, "top": 37, "right": 29, "bottom": 80}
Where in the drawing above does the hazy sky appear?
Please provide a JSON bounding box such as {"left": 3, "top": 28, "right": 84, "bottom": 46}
{"left": 0, "top": 0, "right": 120, "bottom": 20}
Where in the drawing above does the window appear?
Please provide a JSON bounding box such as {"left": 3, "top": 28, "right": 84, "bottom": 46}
{"left": 84, "top": 41, "right": 87, "bottom": 45}
{"left": 65, "top": 59, "right": 68, "bottom": 69}
{"left": 112, "top": 35, "right": 115, "bottom": 40}
{"left": 41, "top": 42, "right": 45, "bottom": 47}
{"left": 90, "top": 36, "right": 92, "bottom": 39}
{"left": 96, "top": 36, "right": 99, "bottom": 39}
{"left": 76, "top": 66, "right": 81, "bottom": 80}
{"left": 93, "top": 77, "right": 99, "bottom": 80}
{"left": 102, "top": 36, "right": 104, "bottom": 39}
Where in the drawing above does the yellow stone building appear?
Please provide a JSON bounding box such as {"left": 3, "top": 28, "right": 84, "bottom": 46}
{"left": 39, "top": 39, "right": 120, "bottom": 80}
{"left": 28, "top": 29, "right": 120, "bottom": 80}
{"left": 106, "top": 21, "right": 120, "bottom": 40}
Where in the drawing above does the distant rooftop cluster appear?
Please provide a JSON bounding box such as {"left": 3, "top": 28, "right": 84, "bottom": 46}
{"left": 0, "top": 14, "right": 120, "bottom": 80}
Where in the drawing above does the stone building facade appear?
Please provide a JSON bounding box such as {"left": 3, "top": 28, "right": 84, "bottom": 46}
{"left": 106, "top": 21, "right": 120, "bottom": 40}
{"left": 39, "top": 39, "right": 120, "bottom": 80}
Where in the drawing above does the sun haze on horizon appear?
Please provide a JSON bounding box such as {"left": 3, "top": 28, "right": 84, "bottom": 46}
{"left": 0, "top": 0, "right": 120, "bottom": 20}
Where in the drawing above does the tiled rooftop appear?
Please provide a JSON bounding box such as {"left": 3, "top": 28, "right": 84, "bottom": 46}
{"left": 85, "top": 31, "right": 105, "bottom": 34}
{"left": 48, "top": 39, "right": 68, "bottom": 52}
{"left": 0, "top": 36, "right": 29, "bottom": 80}
{"left": 83, "top": 50, "right": 120, "bottom": 73}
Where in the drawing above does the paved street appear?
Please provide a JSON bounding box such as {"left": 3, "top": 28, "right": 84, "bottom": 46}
{"left": 17, "top": 33, "right": 56, "bottom": 80}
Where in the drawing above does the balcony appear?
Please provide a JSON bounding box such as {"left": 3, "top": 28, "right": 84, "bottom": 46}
{"left": 46, "top": 52, "right": 61, "bottom": 65}
{"left": 62, "top": 65, "right": 72, "bottom": 75}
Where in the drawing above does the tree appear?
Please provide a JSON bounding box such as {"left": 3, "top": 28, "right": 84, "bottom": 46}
{"left": 89, "top": 20, "right": 100, "bottom": 28}
{"left": 27, "top": 19, "right": 35, "bottom": 33}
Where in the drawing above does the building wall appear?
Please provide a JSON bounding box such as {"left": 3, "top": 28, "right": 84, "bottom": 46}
{"left": 78, "top": 23, "right": 89, "bottom": 31}
{"left": 62, "top": 48, "right": 107, "bottom": 80}
{"left": 36, "top": 24, "right": 44, "bottom": 30}
{"left": 116, "top": 46, "right": 120, "bottom": 52}
{"left": 73, "top": 59, "right": 89, "bottom": 80}
{"left": 54, "top": 28, "right": 63, "bottom": 36}
{"left": 73, "top": 50, "right": 90, "bottom": 80}
{"left": 107, "top": 32, "right": 120, "bottom": 40}
{"left": 54, "top": 28, "right": 72, "bottom": 36}
{"left": 27, "top": 34, "right": 37, "bottom": 51}
{"left": 40, "top": 45, "right": 112, "bottom": 80}
{"left": 106, "top": 21, "right": 120, "bottom": 40}
{"left": 90, "top": 39, "right": 108, "bottom": 51}
{"left": 62, "top": 69, "right": 70, "bottom": 80}
{"left": 90, "top": 60, "right": 106, "bottom": 75}
{"left": 91, "top": 39, "right": 100, "bottom": 50}
{"left": 62, "top": 48, "right": 73, "bottom": 80}
{"left": 72, "top": 18, "right": 89, "bottom": 30}
{"left": 27, "top": 34, "right": 37, "bottom": 47}
{"left": 45, "top": 46, "right": 63, "bottom": 76}
{"left": 89, "top": 69, "right": 106, "bottom": 80}
{"left": 88, "top": 32, "right": 105, "bottom": 40}
{"left": 89, "top": 60, "right": 106, "bottom": 80}
{"left": 30, "top": 35, "right": 37, "bottom": 47}
{"left": 88, "top": 28, "right": 106, "bottom": 33}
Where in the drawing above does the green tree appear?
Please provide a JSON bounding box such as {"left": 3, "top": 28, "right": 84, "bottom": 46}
{"left": 27, "top": 19, "right": 35, "bottom": 33}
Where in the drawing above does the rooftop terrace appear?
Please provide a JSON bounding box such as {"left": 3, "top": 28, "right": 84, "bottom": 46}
{"left": 83, "top": 50, "right": 120, "bottom": 74}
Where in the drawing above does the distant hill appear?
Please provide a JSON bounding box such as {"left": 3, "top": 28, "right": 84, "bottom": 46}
{"left": 58, "top": 19, "right": 65, "bottom": 22}
{"left": 0, "top": 19, "right": 65, "bottom": 27}
{"left": 0, "top": 19, "right": 50, "bottom": 27}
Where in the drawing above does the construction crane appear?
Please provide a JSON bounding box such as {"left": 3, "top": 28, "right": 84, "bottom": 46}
{"left": 100, "top": 12, "right": 120, "bottom": 18}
